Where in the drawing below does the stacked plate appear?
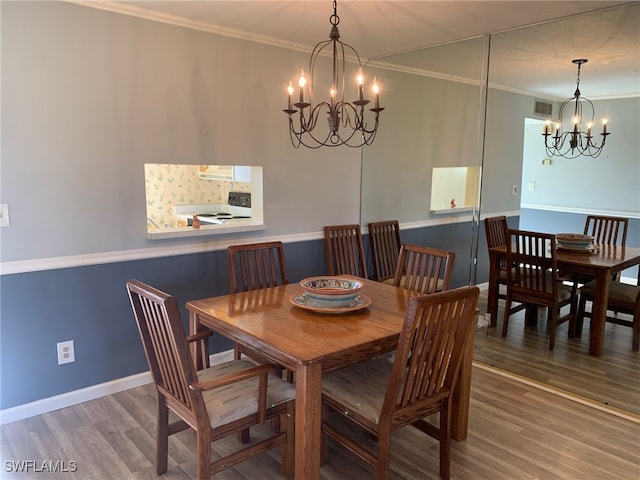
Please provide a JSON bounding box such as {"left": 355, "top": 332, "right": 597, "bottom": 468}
{"left": 555, "top": 233, "right": 597, "bottom": 252}
{"left": 291, "top": 276, "right": 371, "bottom": 312}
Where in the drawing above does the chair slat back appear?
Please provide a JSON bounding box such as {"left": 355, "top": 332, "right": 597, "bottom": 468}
{"left": 383, "top": 287, "right": 479, "bottom": 421}
{"left": 324, "top": 225, "right": 368, "bottom": 278}
{"left": 228, "top": 241, "right": 288, "bottom": 293}
{"left": 583, "top": 215, "right": 628, "bottom": 247}
{"left": 393, "top": 244, "right": 454, "bottom": 294}
{"left": 484, "top": 215, "right": 508, "bottom": 250}
{"left": 484, "top": 215, "right": 509, "bottom": 271}
{"left": 368, "top": 220, "right": 402, "bottom": 282}
{"left": 506, "top": 229, "right": 557, "bottom": 304}
{"left": 126, "top": 280, "right": 199, "bottom": 413}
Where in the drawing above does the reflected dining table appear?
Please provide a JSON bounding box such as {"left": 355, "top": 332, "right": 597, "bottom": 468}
{"left": 488, "top": 243, "right": 640, "bottom": 356}
{"left": 187, "top": 278, "right": 473, "bottom": 480}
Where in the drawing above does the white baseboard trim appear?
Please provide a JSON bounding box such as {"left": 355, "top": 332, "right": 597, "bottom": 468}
{"left": 0, "top": 350, "right": 234, "bottom": 425}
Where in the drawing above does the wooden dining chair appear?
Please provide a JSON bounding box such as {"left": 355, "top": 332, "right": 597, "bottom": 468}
{"left": 580, "top": 215, "right": 629, "bottom": 284}
{"left": 126, "top": 280, "right": 295, "bottom": 480}
{"left": 368, "top": 220, "right": 402, "bottom": 283}
{"left": 484, "top": 216, "right": 525, "bottom": 326}
{"left": 575, "top": 273, "right": 640, "bottom": 351}
{"left": 321, "top": 286, "right": 480, "bottom": 480}
{"left": 227, "top": 241, "right": 293, "bottom": 382}
{"left": 484, "top": 215, "right": 509, "bottom": 298}
{"left": 324, "top": 224, "right": 368, "bottom": 278}
{"left": 583, "top": 215, "right": 628, "bottom": 247}
{"left": 502, "top": 229, "right": 577, "bottom": 350}
{"left": 392, "top": 243, "right": 455, "bottom": 294}
{"left": 228, "top": 241, "right": 288, "bottom": 293}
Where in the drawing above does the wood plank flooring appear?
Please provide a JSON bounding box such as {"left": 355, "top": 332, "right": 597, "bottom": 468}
{"left": 474, "top": 288, "right": 640, "bottom": 415}
{"left": 1, "top": 365, "right": 639, "bottom": 479}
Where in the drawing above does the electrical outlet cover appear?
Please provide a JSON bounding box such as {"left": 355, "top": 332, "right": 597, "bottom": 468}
{"left": 57, "top": 340, "right": 75, "bottom": 364}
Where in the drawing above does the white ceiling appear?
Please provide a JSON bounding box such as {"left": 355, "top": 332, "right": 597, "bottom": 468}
{"left": 74, "top": 1, "right": 640, "bottom": 99}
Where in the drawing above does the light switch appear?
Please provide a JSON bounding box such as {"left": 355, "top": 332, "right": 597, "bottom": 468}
{"left": 528, "top": 182, "right": 535, "bottom": 191}
{"left": 0, "top": 204, "right": 9, "bottom": 227}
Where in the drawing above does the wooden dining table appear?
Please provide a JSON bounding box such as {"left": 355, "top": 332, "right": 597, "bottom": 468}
{"left": 186, "top": 278, "right": 474, "bottom": 480}
{"left": 488, "top": 243, "right": 640, "bottom": 356}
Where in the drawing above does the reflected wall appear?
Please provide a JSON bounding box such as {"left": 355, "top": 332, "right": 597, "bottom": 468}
{"left": 361, "top": 36, "right": 489, "bottom": 285}
{"left": 359, "top": 4, "right": 639, "bottom": 414}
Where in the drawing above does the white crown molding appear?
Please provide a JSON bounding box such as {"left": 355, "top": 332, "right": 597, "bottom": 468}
{"left": 65, "top": 0, "right": 314, "bottom": 55}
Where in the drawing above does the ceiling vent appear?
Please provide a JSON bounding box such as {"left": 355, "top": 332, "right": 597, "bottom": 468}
{"left": 534, "top": 100, "right": 553, "bottom": 117}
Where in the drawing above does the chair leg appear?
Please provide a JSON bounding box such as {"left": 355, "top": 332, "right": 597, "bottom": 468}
{"left": 376, "top": 428, "right": 391, "bottom": 480}
{"left": 156, "top": 397, "right": 169, "bottom": 475}
{"left": 633, "top": 317, "right": 639, "bottom": 352}
{"left": 548, "top": 309, "right": 558, "bottom": 351}
{"left": 196, "top": 429, "right": 211, "bottom": 480}
{"left": 575, "top": 296, "right": 587, "bottom": 338}
{"left": 439, "top": 403, "right": 451, "bottom": 480}
{"left": 281, "top": 401, "right": 295, "bottom": 478}
{"left": 501, "top": 299, "right": 511, "bottom": 337}
{"left": 237, "top": 428, "right": 250, "bottom": 444}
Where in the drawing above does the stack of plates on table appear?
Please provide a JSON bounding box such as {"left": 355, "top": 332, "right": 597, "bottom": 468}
{"left": 555, "top": 233, "right": 598, "bottom": 253}
{"left": 291, "top": 276, "right": 371, "bottom": 313}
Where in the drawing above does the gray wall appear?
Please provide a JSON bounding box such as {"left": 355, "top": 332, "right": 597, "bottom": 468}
{"left": 1, "top": 1, "right": 361, "bottom": 264}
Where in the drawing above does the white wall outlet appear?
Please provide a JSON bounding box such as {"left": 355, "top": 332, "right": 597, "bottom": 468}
{"left": 57, "top": 340, "right": 75, "bottom": 365}
{"left": 512, "top": 185, "right": 519, "bottom": 196}
{"left": 0, "top": 204, "right": 9, "bottom": 227}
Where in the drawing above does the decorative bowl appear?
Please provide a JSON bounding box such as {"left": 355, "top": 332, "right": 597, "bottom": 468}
{"left": 556, "top": 233, "right": 594, "bottom": 247}
{"left": 299, "top": 276, "right": 363, "bottom": 305}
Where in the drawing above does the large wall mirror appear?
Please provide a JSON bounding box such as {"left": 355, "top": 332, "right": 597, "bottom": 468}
{"left": 361, "top": 4, "right": 639, "bottom": 416}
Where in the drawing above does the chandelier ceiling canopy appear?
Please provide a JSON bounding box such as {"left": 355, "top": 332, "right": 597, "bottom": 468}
{"left": 542, "top": 59, "right": 610, "bottom": 159}
{"left": 283, "top": 1, "right": 384, "bottom": 149}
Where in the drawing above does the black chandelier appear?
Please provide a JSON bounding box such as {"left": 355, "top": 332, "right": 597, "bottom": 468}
{"left": 542, "top": 59, "right": 610, "bottom": 159}
{"left": 283, "top": 0, "right": 384, "bottom": 148}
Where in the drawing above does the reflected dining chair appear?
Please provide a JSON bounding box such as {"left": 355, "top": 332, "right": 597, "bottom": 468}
{"left": 584, "top": 214, "right": 628, "bottom": 247}
{"left": 581, "top": 215, "right": 629, "bottom": 283}
{"left": 368, "top": 220, "right": 402, "bottom": 283}
{"left": 324, "top": 224, "right": 368, "bottom": 278}
{"left": 484, "top": 215, "right": 525, "bottom": 326}
{"left": 502, "top": 229, "right": 577, "bottom": 350}
{"left": 321, "top": 286, "right": 480, "bottom": 480}
{"left": 392, "top": 243, "right": 455, "bottom": 294}
{"left": 484, "top": 215, "right": 509, "bottom": 311}
{"left": 126, "top": 280, "right": 295, "bottom": 480}
{"left": 228, "top": 241, "right": 293, "bottom": 382}
{"left": 575, "top": 272, "right": 640, "bottom": 351}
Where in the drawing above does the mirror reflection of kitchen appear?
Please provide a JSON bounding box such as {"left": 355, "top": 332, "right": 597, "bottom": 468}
{"left": 144, "top": 164, "right": 264, "bottom": 238}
